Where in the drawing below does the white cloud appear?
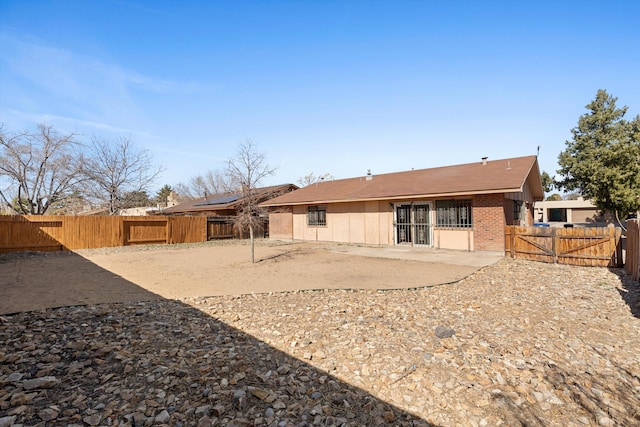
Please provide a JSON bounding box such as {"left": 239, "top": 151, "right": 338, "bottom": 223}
{"left": 0, "top": 108, "right": 151, "bottom": 138}
{"left": 0, "top": 33, "right": 208, "bottom": 136}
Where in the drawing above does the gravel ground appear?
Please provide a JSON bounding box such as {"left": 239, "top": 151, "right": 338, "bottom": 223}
{"left": 1, "top": 256, "right": 639, "bottom": 427}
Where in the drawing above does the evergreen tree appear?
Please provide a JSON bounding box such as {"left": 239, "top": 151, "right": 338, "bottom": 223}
{"left": 557, "top": 90, "right": 640, "bottom": 222}
{"left": 540, "top": 171, "right": 555, "bottom": 194}
{"left": 156, "top": 184, "right": 173, "bottom": 204}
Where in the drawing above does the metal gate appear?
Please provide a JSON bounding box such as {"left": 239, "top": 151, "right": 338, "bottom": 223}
{"left": 395, "top": 204, "right": 431, "bottom": 246}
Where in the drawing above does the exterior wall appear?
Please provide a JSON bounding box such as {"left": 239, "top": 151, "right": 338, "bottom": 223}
{"left": 270, "top": 194, "right": 510, "bottom": 251}
{"left": 347, "top": 202, "right": 365, "bottom": 244}
{"left": 505, "top": 182, "right": 536, "bottom": 227}
{"left": 268, "top": 209, "right": 293, "bottom": 240}
{"left": 525, "top": 202, "right": 535, "bottom": 226}
{"left": 473, "top": 194, "right": 506, "bottom": 252}
{"left": 433, "top": 229, "right": 473, "bottom": 251}
{"left": 163, "top": 208, "right": 236, "bottom": 217}
{"left": 534, "top": 199, "right": 612, "bottom": 225}
{"left": 118, "top": 207, "right": 155, "bottom": 216}
{"left": 503, "top": 199, "right": 515, "bottom": 226}
{"left": 572, "top": 208, "right": 601, "bottom": 223}
{"left": 289, "top": 201, "right": 392, "bottom": 245}
{"left": 364, "top": 201, "right": 381, "bottom": 245}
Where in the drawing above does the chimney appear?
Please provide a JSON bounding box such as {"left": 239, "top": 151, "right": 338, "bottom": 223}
{"left": 481, "top": 157, "right": 488, "bottom": 165}
{"left": 365, "top": 169, "right": 373, "bottom": 181}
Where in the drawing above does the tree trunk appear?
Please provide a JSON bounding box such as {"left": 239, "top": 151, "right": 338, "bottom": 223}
{"left": 249, "top": 224, "right": 255, "bottom": 263}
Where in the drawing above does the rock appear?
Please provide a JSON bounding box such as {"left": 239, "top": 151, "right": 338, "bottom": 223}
{"left": 249, "top": 387, "right": 270, "bottom": 401}
{"left": 155, "top": 409, "right": 170, "bottom": 423}
{"left": 38, "top": 407, "right": 59, "bottom": 421}
{"left": 598, "top": 416, "right": 614, "bottom": 426}
{"left": 197, "top": 416, "right": 213, "bottom": 427}
{"left": 0, "top": 252, "right": 638, "bottom": 427}
{"left": 10, "top": 392, "right": 37, "bottom": 406}
{"left": 83, "top": 414, "right": 102, "bottom": 426}
{"left": 272, "top": 400, "right": 287, "bottom": 410}
{"left": 6, "top": 372, "right": 24, "bottom": 382}
{"left": 195, "top": 405, "right": 210, "bottom": 415}
{"left": 384, "top": 411, "right": 395, "bottom": 422}
{"left": 22, "top": 376, "right": 60, "bottom": 390}
{"left": 435, "top": 325, "right": 455, "bottom": 338}
{"left": 0, "top": 416, "right": 17, "bottom": 427}
{"left": 6, "top": 405, "right": 28, "bottom": 416}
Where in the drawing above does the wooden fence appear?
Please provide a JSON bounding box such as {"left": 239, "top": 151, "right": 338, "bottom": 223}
{"left": 207, "top": 217, "right": 236, "bottom": 240}
{"left": 505, "top": 225, "right": 623, "bottom": 267}
{"left": 207, "top": 216, "right": 268, "bottom": 240}
{"left": 625, "top": 219, "right": 640, "bottom": 281}
{"left": 0, "top": 215, "right": 207, "bottom": 253}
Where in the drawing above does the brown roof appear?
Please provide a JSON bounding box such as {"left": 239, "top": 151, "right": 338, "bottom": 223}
{"left": 262, "top": 156, "right": 543, "bottom": 206}
{"left": 163, "top": 184, "right": 298, "bottom": 215}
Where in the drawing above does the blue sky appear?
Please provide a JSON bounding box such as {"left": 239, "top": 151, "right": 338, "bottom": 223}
{"left": 1, "top": 0, "right": 639, "bottom": 193}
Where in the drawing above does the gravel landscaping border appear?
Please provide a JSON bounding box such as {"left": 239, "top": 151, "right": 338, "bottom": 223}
{"left": 1, "top": 256, "right": 639, "bottom": 426}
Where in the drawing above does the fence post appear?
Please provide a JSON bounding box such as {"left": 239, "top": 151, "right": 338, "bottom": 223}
{"left": 614, "top": 227, "right": 623, "bottom": 268}
{"left": 551, "top": 227, "right": 557, "bottom": 264}
{"left": 119, "top": 217, "right": 125, "bottom": 246}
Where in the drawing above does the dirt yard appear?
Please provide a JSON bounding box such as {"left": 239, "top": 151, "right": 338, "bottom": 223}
{"left": 0, "top": 240, "right": 489, "bottom": 314}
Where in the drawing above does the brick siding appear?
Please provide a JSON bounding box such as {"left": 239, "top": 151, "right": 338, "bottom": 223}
{"left": 473, "top": 194, "right": 506, "bottom": 251}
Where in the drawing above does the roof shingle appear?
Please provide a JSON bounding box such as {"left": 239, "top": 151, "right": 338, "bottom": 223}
{"left": 262, "top": 156, "right": 542, "bottom": 206}
{"left": 163, "top": 183, "right": 298, "bottom": 214}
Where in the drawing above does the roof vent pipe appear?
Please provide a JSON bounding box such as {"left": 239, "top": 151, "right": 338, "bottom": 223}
{"left": 481, "top": 157, "right": 488, "bottom": 165}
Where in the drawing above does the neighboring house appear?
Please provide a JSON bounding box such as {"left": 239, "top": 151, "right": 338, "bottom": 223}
{"left": 161, "top": 184, "right": 298, "bottom": 217}
{"left": 261, "top": 156, "right": 543, "bottom": 252}
{"left": 118, "top": 206, "right": 159, "bottom": 216}
{"left": 76, "top": 207, "right": 111, "bottom": 216}
{"left": 534, "top": 198, "right": 612, "bottom": 226}
{"left": 117, "top": 191, "right": 180, "bottom": 216}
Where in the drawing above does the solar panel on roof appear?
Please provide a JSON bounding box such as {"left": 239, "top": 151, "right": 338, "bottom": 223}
{"left": 194, "top": 194, "right": 241, "bottom": 206}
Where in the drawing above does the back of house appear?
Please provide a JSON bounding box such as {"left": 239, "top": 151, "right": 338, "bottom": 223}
{"left": 261, "top": 156, "right": 544, "bottom": 252}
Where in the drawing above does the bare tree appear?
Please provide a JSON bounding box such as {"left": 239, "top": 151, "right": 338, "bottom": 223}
{"left": 226, "top": 140, "right": 277, "bottom": 263}
{"left": 0, "top": 124, "right": 85, "bottom": 214}
{"left": 47, "top": 190, "right": 88, "bottom": 215}
{"left": 174, "top": 170, "right": 231, "bottom": 200}
{"left": 83, "top": 136, "right": 164, "bottom": 215}
{"left": 297, "top": 172, "right": 333, "bottom": 187}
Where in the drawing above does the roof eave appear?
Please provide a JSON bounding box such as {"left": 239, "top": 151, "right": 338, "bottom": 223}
{"left": 262, "top": 188, "right": 524, "bottom": 207}
{"left": 524, "top": 157, "right": 545, "bottom": 201}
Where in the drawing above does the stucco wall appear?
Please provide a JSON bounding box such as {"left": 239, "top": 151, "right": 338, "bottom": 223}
{"left": 571, "top": 208, "right": 602, "bottom": 223}
{"left": 289, "top": 201, "right": 392, "bottom": 245}
{"left": 433, "top": 229, "right": 473, "bottom": 251}
{"left": 268, "top": 209, "right": 293, "bottom": 240}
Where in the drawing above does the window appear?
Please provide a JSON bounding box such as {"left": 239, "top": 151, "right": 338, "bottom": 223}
{"left": 436, "top": 199, "right": 472, "bottom": 228}
{"left": 307, "top": 206, "right": 326, "bottom": 226}
{"left": 513, "top": 200, "right": 523, "bottom": 223}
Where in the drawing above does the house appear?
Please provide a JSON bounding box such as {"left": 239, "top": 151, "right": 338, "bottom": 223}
{"left": 160, "top": 184, "right": 298, "bottom": 217}
{"left": 261, "top": 156, "right": 543, "bottom": 252}
{"left": 160, "top": 183, "right": 298, "bottom": 239}
{"left": 534, "top": 198, "right": 613, "bottom": 226}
